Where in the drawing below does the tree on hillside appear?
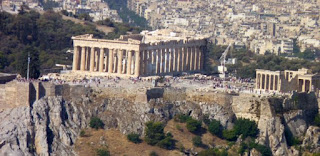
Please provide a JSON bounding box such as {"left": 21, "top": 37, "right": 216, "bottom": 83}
{"left": 144, "top": 121, "right": 165, "bottom": 145}
{"left": 17, "top": 46, "right": 40, "bottom": 79}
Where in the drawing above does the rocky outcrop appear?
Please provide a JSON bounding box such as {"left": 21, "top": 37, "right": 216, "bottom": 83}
{"left": 283, "top": 110, "right": 307, "bottom": 138}
{"left": 0, "top": 96, "right": 95, "bottom": 156}
{"left": 302, "top": 126, "right": 320, "bottom": 153}
{"left": 0, "top": 86, "right": 236, "bottom": 155}
{"left": 0, "top": 84, "right": 319, "bottom": 156}
{"left": 233, "top": 92, "right": 319, "bottom": 156}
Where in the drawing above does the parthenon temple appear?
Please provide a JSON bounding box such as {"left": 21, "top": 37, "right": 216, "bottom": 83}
{"left": 255, "top": 68, "right": 320, "bottom": 93}
{"left": 71, "top": 30, "right": 207, "bottom": 77}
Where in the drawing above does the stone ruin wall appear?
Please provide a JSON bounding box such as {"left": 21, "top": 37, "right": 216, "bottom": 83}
{"left": 0, "top": 81, "right": 235, "bottom": 111}
{"left": 1, "top": 81, "right": 318, "bottom": 122}
{"left": 0, "top": 82, "right": 30, "bottom": 110}
{"left": 0, "top": 81, "right": 76, "bottom": 110}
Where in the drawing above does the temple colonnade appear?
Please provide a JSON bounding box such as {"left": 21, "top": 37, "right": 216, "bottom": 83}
{"left": 255, "top": 70, "right": 281, "bottom": 91}
{"left": 72, "top": 34, "right": 207, "bottom": 77}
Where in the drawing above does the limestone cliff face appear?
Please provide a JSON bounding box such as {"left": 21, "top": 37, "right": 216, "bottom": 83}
{"left": 232, "top": 92, "right": 319, "bottom": 156}
{"left": 0, "top": 85, "right": 319, "bottom": 156}
{"left": 0, "top": 97, "right": 87, "bottom": 156}
{"left": 0, "top": 86, "right": 235, "bottom": 155}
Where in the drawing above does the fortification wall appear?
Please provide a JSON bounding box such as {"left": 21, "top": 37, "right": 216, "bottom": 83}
{"left": 0, "top": 81, "right": 31, "bottom": 110}
{"left": 0, "top": 81, "right": 75, "bottom": 110}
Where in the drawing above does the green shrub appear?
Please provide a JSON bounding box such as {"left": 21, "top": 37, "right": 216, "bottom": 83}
{"left": 157, "top": 135, "right": 175, "bottom": 150}
{"left": 238, "top": 142, "right": 248, "bottom": 154}
{"left": 90, "top": 117, "right": 104, "bottom": 129}
{"left": 186, "top": 118, "right": 202, "bottom": 133}
{"left": 80, "top": 130, "right": 86, "bottom": 137}
{"left": 314, "top": 114, "right": 320, "bottom": 127}
{"left": 198, "top": 148, "right": 228, "bottom": 156}
{"left": 254, "top": 144, "right": 272, "bottom": 156}
{"left": 96, "top": 148, "right": 110, "bottom": 156}
{"left": 208, "top": 119, "right": 222, "bottom": 137}
{"left": 174, "top": 114, "right": 192, "bottom": 123}
{"left": 144, "top": 121, "right": 165, "bottom": 145}
{"left": 247, "top": 141, "right": 272, "bottom": 156}
{"left": 237, "top": 141, "right": 272, "bottom": 156}
{"left": 127, "top": 133, "right": 142, "bottom": 144}
{"left": 222, "top": 129, "right": 237, "bottom": 141}
{"left": 234, "top": 118, "right": 258, "bottom": 139}
{"left": 149, "top": 151, "right": 158, "bottom": 156}
{"left": 192, "top": 136, "right": 202, "bottom": 147}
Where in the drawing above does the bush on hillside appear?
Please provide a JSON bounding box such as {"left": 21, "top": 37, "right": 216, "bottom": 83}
{"left": 96, "top": 147, "right": 110, "bottom": 156}
{"left": 198, "top": 148, "right": 228, "bottom": 156}
{"left": 234, "top": 118, "right": 258, "bottom": 139}
{"left": 127, "top": 133, "right": 142, "bottom": 144}
{"left": 174, "top": 114, "right": 192, "bottom": 123}
{"left": 240, "top": 141, "right": 272, "bottom": 156}
{"left": 144, "top": 121, "right": 165, "bottom": 145}
{"left": 192, "top": 136, "right": 203, "bottom": 147}
{"left": 222, "top": 129, "right": 237, "bottom": 141}
{"left": 157, "top": 133, "right": 175, "bottom": 150}
{"left": 208, "top": 119, "right": 222, "bottom": 137}
{"left": 186, "top": 118, "right": 202, "bottom": 133}
{"left": 89, "top": 117, "right": 104, "bottom": 129}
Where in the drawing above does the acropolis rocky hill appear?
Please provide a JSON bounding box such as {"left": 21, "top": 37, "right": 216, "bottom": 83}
{"left": 0, "top": 80, "right": 319, "bottom": 155}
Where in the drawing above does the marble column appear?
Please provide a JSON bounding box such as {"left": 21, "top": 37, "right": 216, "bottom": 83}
{"left": 118, "top": 49, "right": 123, "bottom": 74}
{"left": 104, "top": 49, "right": 108, "bottom": 72}
{"left": 273, "top": 75, "right": 276, "bottom": 90}
{"left": 173, "top": 48, "right": 178, "bottom": 72}
{"left": 182, "top": 47, "right": 186, "bottom": 72}
{"left": 113, "top": 53, "right": 117, "bottom": 73}
{"left": 72, "top": 46, "right": 80, "bottom": 71}
{"left": 134, "top": 51, "right": 140, "bottom": 76}
{"left": 178, "top": 47, "right": 182, "bottom": 72}
{"left": 268, "top": 75, "right": 271, "bottom": 90}
{"left": 143, "top": 50, "right": 148, "bottom": 75}
{"left": 169, "top": 48, "right": 173, "bottom": 73}
{"left": 160, "top": 48, "right": 165, "bottom": 73}
{"left": 127, "top": 51, "right": 132, "bottom": 75}
{"left": 80, "top": 47, "right": 86, "bottom": 71}
{"left": 148, "top": 50, "right": 152, "bottom": 75}
{"left": 99, "top": 48, "right": 104, "bottom": 72}
{"left": 156, "top": 50, "right": 160, "bottom": 74}
{"left": 190, "top": 47, "right": 194, "bottom": 71}
{"left": 197, "top": 47, "right": 201, "bottom": 70}
{"left": 165, "top": 48, "right": 169, "bottom": 73}
{"left": 187, "top": 47, "right": 192, "bottom": 71}
{"left": 108, "top": 49, "right": 113, "bottom": 73}
{"left": 85, "top": 48, "right": 90, "bottom": 70}
{"left": 194, "top": 46, "right": 198, "bottom": 70}
{"left": 89, "top": 47, "right": 95, "bottom": 72}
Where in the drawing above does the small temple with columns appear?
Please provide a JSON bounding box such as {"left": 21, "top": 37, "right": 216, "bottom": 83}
{"left": 71, "top": 29, "right": 207, "bottom": 77}
{"left": 256, "top": 68, "right": 320, "bottom": 93}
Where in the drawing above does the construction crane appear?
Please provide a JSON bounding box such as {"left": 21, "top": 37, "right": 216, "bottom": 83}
{"left": 219, "top": 43, "right": 232, "bottom": 89}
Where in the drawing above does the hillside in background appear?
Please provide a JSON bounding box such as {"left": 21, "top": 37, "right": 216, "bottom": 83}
{"left": 0, "top": 9, "right": 143, "bottom": 76}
